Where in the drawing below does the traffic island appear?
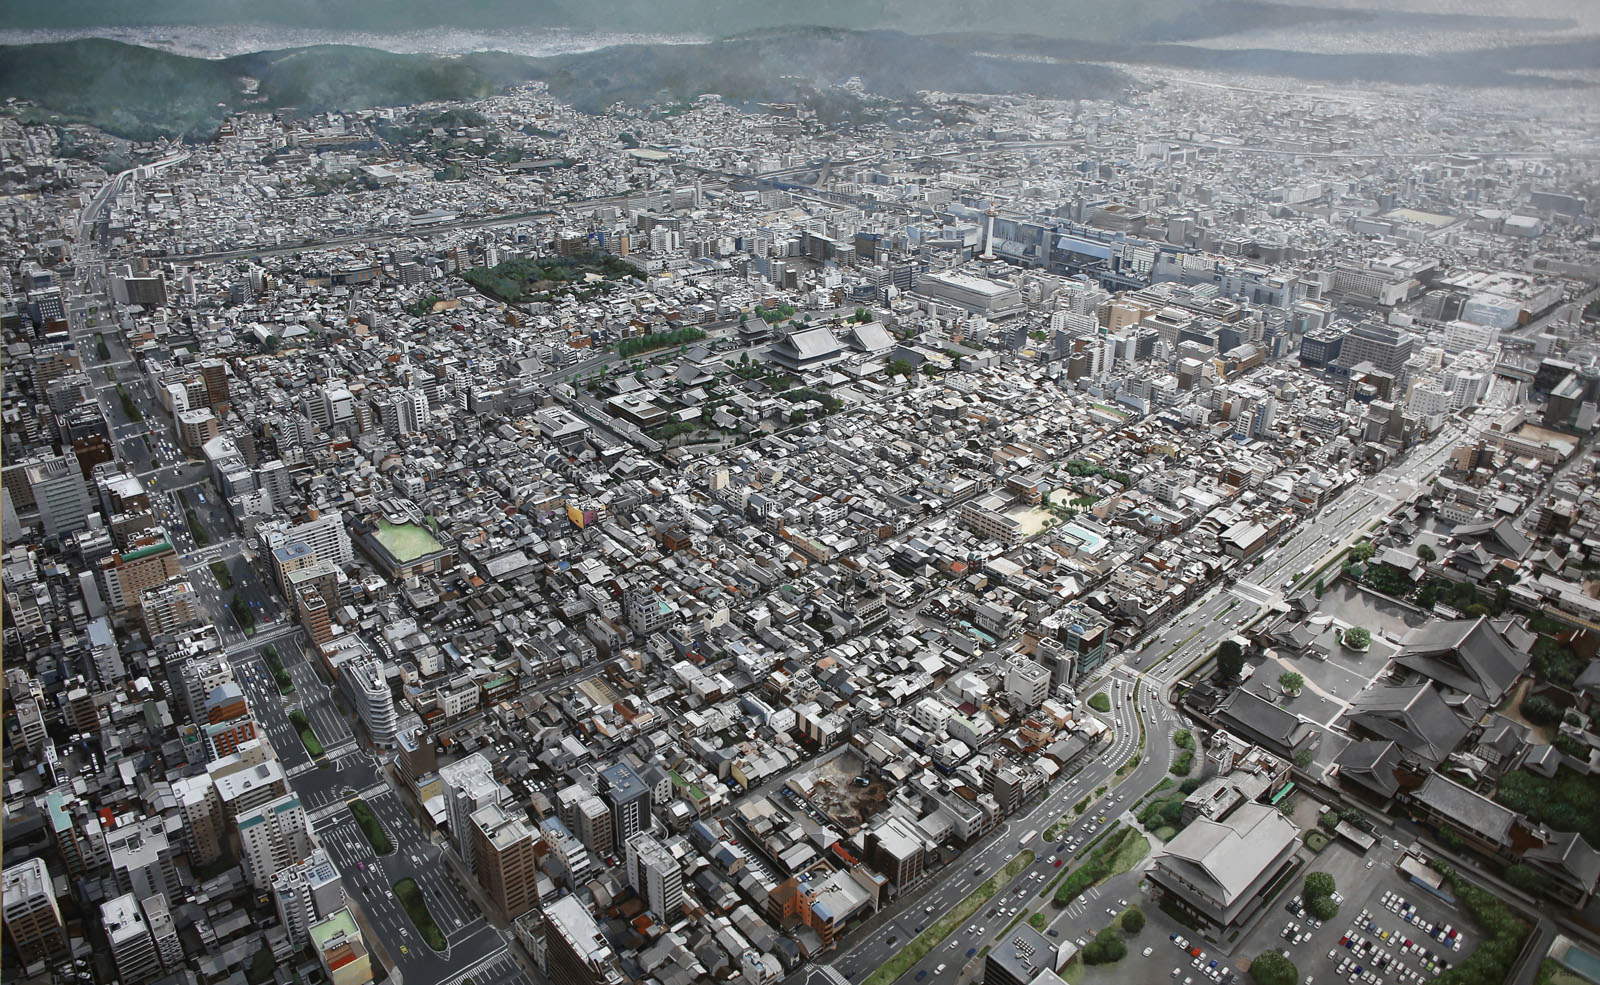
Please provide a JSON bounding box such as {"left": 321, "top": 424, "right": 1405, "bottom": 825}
{"left": 393, "top": 877, "right": 447, "bottom": 951}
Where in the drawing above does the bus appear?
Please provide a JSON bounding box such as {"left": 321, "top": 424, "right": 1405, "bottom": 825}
{"left": 1018, "top": 829, "right": 1038, "bottom": 847}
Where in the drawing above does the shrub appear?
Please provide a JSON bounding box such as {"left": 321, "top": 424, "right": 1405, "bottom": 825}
{"left": 1179, "top": 777, "right": 1204, "bottom": 794}
{"left": 1088, "top": 692, "right": 1111, "bottom": 713}
{"left": 1251, "top": 950, "right": 1297, "bottom": 985}
{"left": 1304, "top": 831, "right": 1330, "bottom": 853}
{"left": 1120, "top": 907, "right": 1146, "bottom": 934}
{"left": 1318, "top": 812, "right": 1341, "bottom": 832}
{"left": 1278, "top": 672, "right": 1304, "bottom": 695}
{"left": 1170, "top": 750, "right": 1194, "bottom": 776}
{"left": 1173, "top": 730, "right": 1194, "bottom": 749}
{"left": 1343, "top": 627, "right": 1372, "bottom": 649}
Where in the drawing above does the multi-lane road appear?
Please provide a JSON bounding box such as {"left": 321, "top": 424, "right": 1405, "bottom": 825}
{"left": 807, "top": 676, "right": 1181, "bottom": 985}
{"left": 807, "top": 401, "right": 1493, "bottom": 985}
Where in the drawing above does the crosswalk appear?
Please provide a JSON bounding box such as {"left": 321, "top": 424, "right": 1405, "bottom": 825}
{"left": 441, "top": 948, "right": 531, "bottom": 985}
{"left": 809, "top": 965, "right": 852, "bottom": 985}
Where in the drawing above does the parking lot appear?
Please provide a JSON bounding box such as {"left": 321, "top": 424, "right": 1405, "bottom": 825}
{"left": 1078, "top": 831, "right": 1480, "bottom": 985}
{"left": 1231, "top": 837, "right": 1479, "bottom": 985}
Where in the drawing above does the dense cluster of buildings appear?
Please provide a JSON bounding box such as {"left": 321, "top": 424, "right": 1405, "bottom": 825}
{"left": 1, "top": 46, "right": 1598, "bottom": 985}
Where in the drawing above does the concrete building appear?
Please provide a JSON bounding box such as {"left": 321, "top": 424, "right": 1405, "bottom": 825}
{"left": 140, "top": 894, "right": 183, "bottom": 972}
{"left": 439, "top": 753, "right": 505, "bottom": 872}
{"left": 983, "top": 924, "right": 1069, "bottom": 985}
{"left": 103, "top": 893, "right": 161, "bottom": 985}
{"left": 309, "top": 908, "right": 373, "bottom": 985}
{"left": 600, "top": 762, "right": 651, "bottom": 844}
{"left": 470, "top": 801, "right": 539, "bottom": 922}
{"left": 558, "top": 784, "right": 615, "bottom": 859}
{"left": 543, "top": 895, "right": 624, "bottom": 985}
{"left": 341, "top": 656, "right": 397, "bottom": 746}
{"left": 625, "top": 830, "right": 683, "bottom": 920}
{"left": 1004, "top": 656, "right": 1051, "bottom": 710}
{"left": 273, "top": 848, "right": 347, "bottom": 946}
{"left": 2, "top": 859, "right": 66, "bottom": 967}
{"left": 97, "top": 541, "right": 182, "bottom": 616}
{"left": 866, "top": 816, "right": 927, "bottom": 892}
{"left": 26, "top": 453, "right": 93, "bottom": 540}
{"left": 238, "top": 793, "right": 313, "bottom": 890}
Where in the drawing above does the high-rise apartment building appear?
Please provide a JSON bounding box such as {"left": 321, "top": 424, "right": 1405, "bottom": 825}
{"left": 543, "top": 896, "right": 624, "bottom": 985}
{"left": 470, "top": 802, "right": 539, "bottom": 921}
{"left": 2, "top": 859, "right": 67, "bottom": 967}
{"left": 141, "top": 894, "right": 184, "bottom": 972}
{"left": 238, "top": 793, "right": 313, "bottom": 889}
{"left": 103, "top": 893, "right": 161, "bottom": 985}
{"left": 624, "top": 830, "right": 683, "bottom": 921}
{"left": 272, "top": 848, "right": 345, "bottom": 946}
{"left": 439, "top": 753, "right": 505, "bottom": 872}
{"left": 600, "top": 763, "right": 650, "bottom": 844}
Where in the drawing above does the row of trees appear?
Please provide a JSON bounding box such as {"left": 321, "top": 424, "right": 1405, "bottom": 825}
{"left": 616, "top": 326, "right": 707, "bottom": 358}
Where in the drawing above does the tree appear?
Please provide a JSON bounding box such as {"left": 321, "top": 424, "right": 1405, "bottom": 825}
{"left": 1342, "top": 627, "right": 1372, "bottom": 650}
{"left": 1309, "top": 895, "right": 1339, "bottom": 920}
{"left": 1251, "top": 950, "right": 1297, "bottom": 985}
{"left": 1121, "top": 907, "right": 1146, "bottom": 934}
{"left": 1216, "top": 640, "right": 1245, "bottom": 682}
{"left": 1304, "top": 871, "right": 1336, "bottom": 900}
{"left": 1417, "top": 543, "right": 1436, "bottom": 563}
{"left": 263, "top": 334, "right": 280, "bottom": 354}
{"left": 1504, "top": 863, "right": 1541, "bottom": 893}
{"left": 1520, "top": 694, "right": 1563, "bottom": 727}
{"left": 1314, "top": 578, "right": 1326, "bottom": 598}
{"left": 1350, "top": 541, "right": 1376, "bottom": 563}
{"left": 1082, "top": 927, "right": 1128, "bottom": 965}
{"left": 1279, "top": 671, "right": 1304, "bottom": 696}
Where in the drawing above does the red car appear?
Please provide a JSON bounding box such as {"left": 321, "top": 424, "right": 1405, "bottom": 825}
{"left": 1053, "top": 860, "right": 1063, "bottom": 868}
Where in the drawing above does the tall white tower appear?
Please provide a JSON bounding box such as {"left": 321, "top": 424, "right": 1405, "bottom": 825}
{"left": 980, "top": 207, "right": 999, "bottom": 261}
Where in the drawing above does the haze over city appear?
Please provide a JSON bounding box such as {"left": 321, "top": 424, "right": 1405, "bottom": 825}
{"left": 1, "top": 4, "right": 1598, "bottom": 985}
